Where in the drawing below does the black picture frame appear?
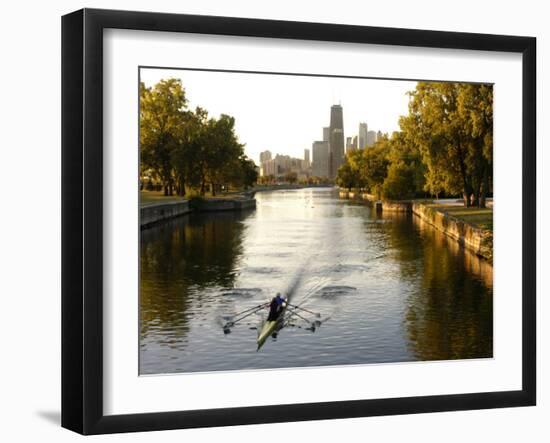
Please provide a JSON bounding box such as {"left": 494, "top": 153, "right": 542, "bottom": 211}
{"left": 61, "top": 8, "right": 536, "bottom": 435}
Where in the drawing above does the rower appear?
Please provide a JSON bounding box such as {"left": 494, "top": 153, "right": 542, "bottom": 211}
{"left": 267, "top": 293, "right": 286, "bottom": 321}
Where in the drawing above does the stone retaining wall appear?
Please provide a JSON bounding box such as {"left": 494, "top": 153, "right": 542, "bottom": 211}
{"left": 140, "top": 201, "right": 191, "bottom": 228}
{"left": 339, "top": 190, "right": 350, "bottom": 199}
{"left": 140, "top": 197, "right": 256, "bottom": 229}
{"left": 411, "top": 203, "right": 493, "bottom": 263}
{"left": 337, "top": 189, "right": 492, "bottom": 263}
{"left": 361, "top": 193, "right": 377, "bottom": 202}
{"left": 382, "top": 201, "right": 412, "bottom": 212}
{"left": 196, "top": 198, "right": 256, "bottom": 212}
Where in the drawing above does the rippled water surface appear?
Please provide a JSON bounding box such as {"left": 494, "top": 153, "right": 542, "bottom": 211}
{"left": 140, "top": 188, "right": 493, "bottom": 374}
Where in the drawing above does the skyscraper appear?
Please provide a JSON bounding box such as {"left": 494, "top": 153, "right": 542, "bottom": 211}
{"left": 260, "top": 150, "right": 272, "bottom": 163}
{"left": 328, "top": 104, "right": 344, "bottom": 179}
{"left": 312, "top": 141, "right": 329, "bottom": 178}
{"left": 346, "top": 136, "right": 358, "bottom": 154}
{"left": 366, "top": 130, "right": 377, "bottom": 147}
{"left": 304, "top": 148, "right": 310, "bottom": 168}
{"left": 358, "top": 122, "right": 368, "bottom": 149}
{"left": 259, "top": 150, "right": 273, "bottom": 177}
{"left": 323, "top": 127, "right": 330, "bottom": 142}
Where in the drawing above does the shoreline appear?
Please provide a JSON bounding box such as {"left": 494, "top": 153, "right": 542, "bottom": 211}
{"left": 140, "top": 185, "right": 334, "bottom": 229}
{"left": 140, "top": 195, "right": 256, "bottom": 229}
{"left": 338, "top": 190, "right": 493, "bottom": 264}
{"left": 412, "top": 202, "right": 493, "bottom": 264}
{"left": 251, "top": 184, "right": 333, "bottom": 193}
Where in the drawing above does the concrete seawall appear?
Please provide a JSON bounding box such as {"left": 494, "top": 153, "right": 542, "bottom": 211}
{"left": 141, "top": 201, "right": 192, "bottom": 229}
{"left": 337, "top": 189, "right": 492, "bottom": 263}
{"left": 382, "top": 201, "right": 412, "bottom": 213}
{"left": 140, "top": 197, "right": 256, "bottom": 229}
{"left": 194, "top": 198, "right": 256, "bottom": 212}
{"left": 411, "top": 203, "right": 493, "bottom": 263}
{"left": 255, "top": 184, "right": 330, "bottom": 193}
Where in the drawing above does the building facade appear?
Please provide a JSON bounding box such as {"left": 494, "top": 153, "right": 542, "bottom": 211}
{"left": 358, "top": 122, "right": 368, "bottom": 149}
{"left": 323, "top": 126, "right": 330, "bottom": 142}
{"left": 328, "top": 104, "right": 345, "bottom": 179}
{"left": 366, "top": 130, "right": 377, "bottom": 147}
{"left": 312, "top": 141, "right": 329, "bottom": 178}
{"left": 260, "top": 150, "right": 272, "bottom": 163}
{"left": 346, "top": 136, "right": 358, "bottom": 154}
{"left": 261, "top": 153, "right": 309, "bottom": 178}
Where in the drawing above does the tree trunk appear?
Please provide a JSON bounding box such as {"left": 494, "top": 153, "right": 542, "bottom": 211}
{"left": 176, "top": 177, "right": 185, "bottom": 197}
{"left": 163, "top": 184, "right": 169, "bottom": 196}
{"left": 463, "top": 191, "right": 470, "bottom": 207}
{"left": 211, "top": 183, "right": 216, "bottom": 197}
{"left": 456, "top": 142, "right": 472, "bottom": 207}
{"left": 479, "top": 165, "right": 489, "bottom": 208}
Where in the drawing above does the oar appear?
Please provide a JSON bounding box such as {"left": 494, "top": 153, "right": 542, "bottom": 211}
{"left": 286, "top": 303, "right": 321, "bottom": 317}
{"left": 286, "top": 308, "right": 314, "bottom": 325}
{"left": 223, "top": 303, "right": 269, "bottom": 331}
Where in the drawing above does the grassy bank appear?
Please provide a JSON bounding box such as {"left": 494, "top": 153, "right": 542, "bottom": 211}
{"left": 140, "top": 189, "right": 253, "bottom": 207}
{"left": 140, "top": 191, "right": 187, "bottom": 206}
{"left": 426, "top": 204, "right": 493, "bottom": 231}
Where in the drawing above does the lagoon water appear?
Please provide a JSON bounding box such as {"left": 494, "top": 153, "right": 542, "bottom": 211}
{"left": 140, "top": 188, "right": 493, "bottom": 375}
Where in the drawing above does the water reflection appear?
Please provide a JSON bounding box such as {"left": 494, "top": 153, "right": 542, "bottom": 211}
{"left": 140, "top": 211, "right": 252, "bottom": 360}
{"left": 140, "top": 189, "right": 492, "bottom": 374}
{"left": 377, "top": 212, "right": 492, "bottom": 360}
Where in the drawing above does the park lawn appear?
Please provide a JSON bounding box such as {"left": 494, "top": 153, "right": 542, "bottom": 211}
{"left": 140, "top": 191, "right": 187, "bottom": 207}
{"left": 140, "top": 189, "right": 248, "bottom": 207}
{"left": 428, "top": 204, "right": 493, "bottom": 231}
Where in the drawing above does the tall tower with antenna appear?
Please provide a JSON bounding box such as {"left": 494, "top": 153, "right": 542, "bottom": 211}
{"left": 328, "top": 104, "right": 344, "bottom": 179}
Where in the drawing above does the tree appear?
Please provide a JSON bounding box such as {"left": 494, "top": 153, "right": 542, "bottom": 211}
{"left": 284, "top": 171, "right": 298, "bottom": 184}
{"left": 170, "top": 107, "right": 205, "bottom": 196}
{"left": 400, "top": 82, "right": 493, "bottom": 207}
{"left": 361, "top": 143, "right": 390, "bottom": 198}
{"left": 240, "top": 156, "right": 259, "bottom": 189}
{"left": 382, "top": 161, "right": 416, "bottom": 200}
{"left": 336, "top": 162, "right": 358, "bottom": 191}
{"left": 140, "top": 79, "right": 188, "bottom": 195}
{"left": 457, "top": 84, "right": 493, "bottom": 207}
{"left": 204, "top": 114, "right": 244, "bottom": 196}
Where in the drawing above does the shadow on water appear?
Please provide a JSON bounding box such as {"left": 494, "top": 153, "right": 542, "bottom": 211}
{"left": 376, "top": 211, "right": 493, "bottom": 361}
{"left": 140, "top": 210, "right": 253, "bottom": 360}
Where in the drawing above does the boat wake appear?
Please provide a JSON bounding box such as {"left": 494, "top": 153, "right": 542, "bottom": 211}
{"left": 219, "top": 287, "right": 263, "bottom": 298}
{"left": 314, "top": 285, "right": 357, "bottom": 298}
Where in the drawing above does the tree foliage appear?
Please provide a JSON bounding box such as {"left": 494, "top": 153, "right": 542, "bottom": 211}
{"left": 140, "top": 79, "right": 189, "bottom": 195}
{"left": 140, "top": 79, "right": 258, "bottom": 196}
{"left": 336, "top": 82, "right": 493, "bottom": 207}
{"left": 382, "top": 161, "right": 416, "bottom": 200}
{"left": 400, "top": 82, "right": 493, "bottom": 207}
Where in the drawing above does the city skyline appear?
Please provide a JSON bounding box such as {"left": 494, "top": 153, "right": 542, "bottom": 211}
{"left": 140, "top": 68, "right": 417, "bottom": 164}
{"left": 260, "top": 119, "right": 384, "bottom": 165}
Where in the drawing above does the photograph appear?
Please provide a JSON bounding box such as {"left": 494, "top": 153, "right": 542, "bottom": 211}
{"left": 138, "top": 67, "right": 494, "bottom": 375}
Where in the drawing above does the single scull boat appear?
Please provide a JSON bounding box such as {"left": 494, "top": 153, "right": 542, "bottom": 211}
{"left": 257, "top": 295, "right": 289, "bottom": 350}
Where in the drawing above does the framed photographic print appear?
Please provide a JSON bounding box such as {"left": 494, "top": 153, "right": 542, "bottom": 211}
{"left": 61, "top": 8, "right": 536, "bottom": 435}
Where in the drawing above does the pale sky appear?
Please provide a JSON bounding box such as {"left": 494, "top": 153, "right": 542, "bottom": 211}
{"left": 140, "top": 68, "right": 417, "bottom": 164}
